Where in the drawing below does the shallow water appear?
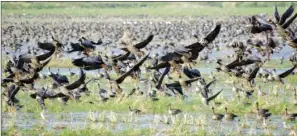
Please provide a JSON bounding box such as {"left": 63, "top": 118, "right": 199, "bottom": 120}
{"left": 2, "top": 111, "right": 296, "bottom": 135}
{"left": 2, "top": 44, "right": 296, "bottom": 135}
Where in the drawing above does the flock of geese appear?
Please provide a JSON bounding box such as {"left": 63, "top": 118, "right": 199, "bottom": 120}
{"left": 2, "top": 4, "right": 297, "bottom": 123}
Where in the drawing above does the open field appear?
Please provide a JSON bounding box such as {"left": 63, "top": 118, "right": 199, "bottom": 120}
{"left": 2, "top": 2, "right": 296, "bottom": 16}
{"left": 2, "top": 72, "right": 297, "bottom": 135}
{"left": 2, "top": 2, "right": 297, "bottom": 136}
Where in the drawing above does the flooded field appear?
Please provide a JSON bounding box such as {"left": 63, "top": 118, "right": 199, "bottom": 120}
{"left": 2, "top": 2, "right": 297, "bottom": 136}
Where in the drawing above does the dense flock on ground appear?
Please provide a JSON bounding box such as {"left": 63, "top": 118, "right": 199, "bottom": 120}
{"left": 1, "top": 3, "right": 297, "bottom": 135}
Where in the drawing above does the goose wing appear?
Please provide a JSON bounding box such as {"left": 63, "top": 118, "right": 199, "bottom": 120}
{"left": 68, "top": 43, "right": 85, "bottom": 52}
{"left": 247, "top": 66, "right": 260, "bottom": 82}
{"left": 279, "top": 4, "right": 295, "bottom": 25}
{"left": 134, "top": 35, "right": 154, "bottom": 49}
{"left": 278, "top": 65, "right": 296, "bottom": 78}
{"left": 282, "top": 13, "right": 297, "bottom": 29}
{"left": 36, "top": 48, "right": 56, "bottom": 62}
{"left": 185, "top": 77, "right": 201, "bottom": 85}
{"left": 115, "top": 53, "right": 150, "bottom": 84}
{"left": 204, "top": 24, "right": 221, "bottom": 43}
{"left": 207, "top": 89, "right": 223, "bottom": 102}
{"left": 35, "top": 58, "right": 52, "bottom": 72}
{"left": 165, "top": 82, "right": 184, "bottom": 96}
{"left": 20, "top": 73, "right": 39, "bottom": 84}
{"left": 156, "top": 66, "right": 171, "bottom": 89}
{"left": 65, "top": 68, "right": 86, "bottom": 90}
{"left": 204, "top": 79, "right": 216, "bottom": 89}
{"left": 183, "top": 68, "right": 201, "bottom": 79}
{"left": 274, "top": 5, "right": 280, "bottom": 23}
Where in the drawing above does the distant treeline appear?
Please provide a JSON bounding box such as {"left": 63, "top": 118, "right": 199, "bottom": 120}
{"left": 2, "top": 2, "right": 295, "bottom": 9}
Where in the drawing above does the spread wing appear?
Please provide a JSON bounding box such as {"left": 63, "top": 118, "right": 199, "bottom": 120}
{"left": 65, "top": 68, "right": 86, "bottom": 90}
{"left": 115, "top": 53, "right": 150, "bottom": 84}
{"left": 36, "top": 47, "right": 56, "bottom": 62}
{"left": 279, "top": 4, "right": 295, "bottom": 25}
{"left": 134, "top": 35, "right": 154, "bottom": 49}
{"left": 204, "top": 24, "right": 221, "bottom": 43}
{"left": 279, "top": 65, "right": 296, "bottom": 78}
{"left": 156, "top": 66, "right": 171, "bottom": 89}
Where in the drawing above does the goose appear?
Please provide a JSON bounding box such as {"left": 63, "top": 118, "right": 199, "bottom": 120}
{"left": 81, "top": 37, "right": 102, "bottom": 45}
{"left": 72, "top": 55, "right": 108, "bottom": 71}
{"left": 284, "top": 107, "right": 297, "bottom": 121}
{"left": 70, "top": 78, "right": 96, "bottom": 102}
{"left": 274, "top": 4, "right": 297, "bottom": 39}
{"left": 49, "top": 71, "right": 69, "bottom": 86}
{"left": 271, "top": 66, "right": 296, "bottom": 84}
{"left": 255, "top": 102, "right": 270, "bottom": 116}
{"left": 119, "top": 33, "right": 154, "bottom": 58}
{"left": 29, "top": 87, "right": 67, "bottom": 119}
{"left": 155, "top": 66, "right": 171, "bottom": 89}
{"left": 242, "top": 65, "right": 260, "bottom": 87}
{"left": 109, "top": 53, "right": 150, "bottom": 95}
{"left": 68, "top": 37, "right": 98, "bottom": 56}
{"left": 256, "top": 107, "right": 271, "bottom": 120}
{"left": 3, "top": 84, "right": 22, "bottom": 112}
{"left": 2, "top": 71, "right": 40, "bottom": 88}
{"left": 200, "top": 79, "right": 222, "bottom": 105}
{"left": 18, "top": 46, "right": 55, "bottom": 69}
{"left": 129, "top": 106, "right": 142, "bottom": 114}
{"left": 57, "top": 68, "right": 86, "bottom": 97}
{"left": 211, "top": 107, "right": 224, "bottom": 120}
{"left": 37, "top": 36, "right": 64, "bottom": 54}
{"left": 182, "top": 66, "right": 201, "bottom": 79}
{"left": 164, "top": 77, "right": 200, "bottom": 97}
{"left": 224, "top": 107, "right": 238, "bottom": 121}
{"left": 168, "top": 104, "right": 182, "bottom": 115}
{"left": 246, "top": 15, "right": 273, "bottom": 34}
{"left": 149, "top": 24, "right": 221, "bottom": 70}
{"left": 215, "top": 57, "right": 260, "bottom": 74}
{"left": 97, "top": 83, "right": 109, "bottom": 102}
{"left": 127, "top": 88, "right": 136, "bottom": 97}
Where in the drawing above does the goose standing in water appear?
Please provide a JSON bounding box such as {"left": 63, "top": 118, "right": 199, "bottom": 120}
{"left": 255, "top": 102, "right": 271, "bottom": 125}
{"left": 283, "top": 107, "right": 297, "bottom": 121}
{"left": 224, "top": 107, "right": 238, "bottom": 121}
{"left": 129, "top": 106, "right": 142, "bottom": 114}
{"left": 168, "top": 104, "right": 182, "bottom": 115}
{"left": 211, "top": 107, "right": 224, "bottom": 121}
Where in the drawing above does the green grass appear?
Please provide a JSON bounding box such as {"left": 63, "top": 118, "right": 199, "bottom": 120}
{"left": 2, "top": 4, "right": 293, "bottom": 17}
{"left": 2, "top": 72, "right": 297, "bottom": 135}
{"left": 2, "top": 2, "right": 294, "bottom": 10}
{"left": 1, "top": 57, "right": 294, "bottom": 69}
{"left": 1, "top": 124, "right": 246, "bottom": 136}
{"left": 2, "top": 125, "right": 152, "bottom": 136}
{"left": 2, "top": 71, "right": 297, "bottom": 115}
